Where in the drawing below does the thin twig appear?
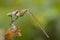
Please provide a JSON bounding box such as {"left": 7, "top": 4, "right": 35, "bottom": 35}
{"left": 27, "top": 10, "right": 49, "bottom": 38}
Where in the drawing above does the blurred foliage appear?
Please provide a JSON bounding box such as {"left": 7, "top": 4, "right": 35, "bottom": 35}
{"left": 0, "top": 0, "right": 60, "bottom": 40}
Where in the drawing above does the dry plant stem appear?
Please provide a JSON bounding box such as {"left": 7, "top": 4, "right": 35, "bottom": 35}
{"left": 27, "top": 10, "right": 49, "bottom": 38}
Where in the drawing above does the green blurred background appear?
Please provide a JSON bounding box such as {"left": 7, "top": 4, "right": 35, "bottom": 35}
{"left": 0, "top": 0, "right": 60, "bottom": 40}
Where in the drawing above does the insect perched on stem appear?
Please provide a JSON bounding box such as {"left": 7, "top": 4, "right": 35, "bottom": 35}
{"left": 7, "top": 9, "right": 49, "bottom": 38}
